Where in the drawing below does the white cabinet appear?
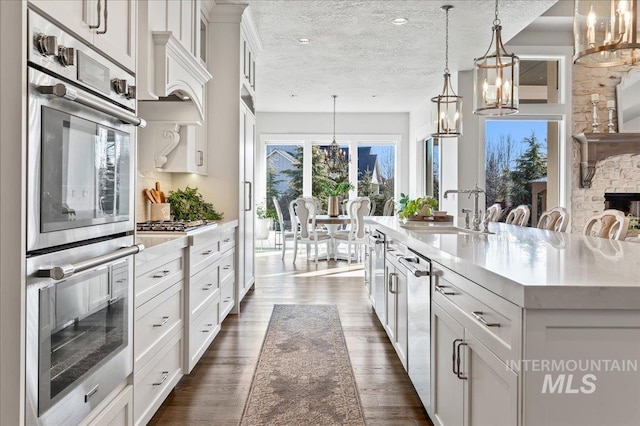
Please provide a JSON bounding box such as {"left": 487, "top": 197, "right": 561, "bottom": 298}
{"left": 384, "top": 250, "right": 408, "bottom": 370}
{"left": 161, "top": 125, "right": 207, "bottom": 175}
{"left": 238, "top": 105, "right": 255, "bottom": 305}
{"left": 184, "top": 224, "right": 237, "bottom": 373}
{"left": 29, "top": 0, "right": 136, "bottom": 71}
{"left": 82, "top": 386, "right": 133, "bottom": 426}
{"left": 430, "top": 262, "right": 519, "bottom": 426}
{"left": 240, "top": 32, "right": 256, "bottom": 94}
{"left": 134, "top": 238, "right": 187, "bottom": 426}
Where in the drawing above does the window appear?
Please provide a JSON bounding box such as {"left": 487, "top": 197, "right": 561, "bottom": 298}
{"left": 519, "top": 59, "right": 560, "bottom": 104}
{"left": 265, "top": 144, "right": 303, "bottom": 227}
{"left": 425, "top": 138, "right": 440, "bottom": 201}
{"left": 485, "top": 120, "right": 559, "bottom": 225}
{"left": 357, "top": 145, "right": 395, "bottom": 216}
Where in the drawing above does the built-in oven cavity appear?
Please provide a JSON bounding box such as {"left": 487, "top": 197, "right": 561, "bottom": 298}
{"left": 604, "top": 193, "right": 640, "bottom": 218}
{"left": 38, "top": 260, "right": 129, "bottom": 414}
{"left": 40, "top": 106, "right": 131, "bottom": 233}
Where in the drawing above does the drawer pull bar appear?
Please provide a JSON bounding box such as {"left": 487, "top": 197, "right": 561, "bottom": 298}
{"left": 153, "top": 371, "right": 170, "bottom": 386}
{"left": 84, "top": 384, "right": 99, "bottom": 402}
{"left": 223, "top": 238, "right": 232, "bottom": 243}
{"left": 202, "top": 283, "right": 214, "bottom": 291}
{"left": 435, "top": 285, "right": 456, "bottom": 296}
{"left": 202, "top": 323, "right": 214, "bottom": 332}
{"left": 153, "top": 270, "right": 170, "bottom": 278}
{"left": 398, "top": 256, "right": 430, "bottom": 277}
{"left": 471, "top": 311, "right": 500, "bottom": 327}
{"left": 153, "top": 316, "right": 170, "bottom": 327}
{"left": 223, "top": 265, "right": 231, "bottom": 270}
{"left": 202, "top": 250, "right": 213, "bottom": 255}
{"left": 452, "top": 338, "right": 462, "bottom": 375}
{"left": 456, "top": 342, "right": 468, "bottom": 380}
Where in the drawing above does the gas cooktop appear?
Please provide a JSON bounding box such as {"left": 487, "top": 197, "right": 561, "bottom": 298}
{"left": 136, "top": 220, "right": 218, "bottom": 234}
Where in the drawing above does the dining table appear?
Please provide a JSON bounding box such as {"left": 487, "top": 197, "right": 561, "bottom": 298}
{"left": 313, "top": 215, "right": 352, "bottom": 260}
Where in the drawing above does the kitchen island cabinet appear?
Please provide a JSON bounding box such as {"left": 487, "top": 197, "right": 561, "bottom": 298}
{"left": 369, "top": 217, "right": 640, "bottom": 426}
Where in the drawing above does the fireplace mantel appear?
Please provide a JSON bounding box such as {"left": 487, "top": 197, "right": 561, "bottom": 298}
{"left": 572, "top": 132, "right": 640, "bottom": 188}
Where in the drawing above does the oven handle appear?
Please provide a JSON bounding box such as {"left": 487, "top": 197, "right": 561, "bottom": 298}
{"left": 38, "top": 83, "right": 146, "bottom": 128}
{"left": 37, "top": 244, "right": 145, "bottom": 281}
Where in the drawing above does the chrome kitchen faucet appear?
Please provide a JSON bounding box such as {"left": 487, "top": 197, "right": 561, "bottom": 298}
{"left": 443, "top": 183, "right": 487, "bottom": 232}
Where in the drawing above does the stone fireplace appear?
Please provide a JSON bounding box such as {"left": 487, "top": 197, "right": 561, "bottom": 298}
{"left": 571, "top": 63, "right": 640, "bottom": 232}
{"left": 605, "top": 193, "right": 640, "bottom": 218}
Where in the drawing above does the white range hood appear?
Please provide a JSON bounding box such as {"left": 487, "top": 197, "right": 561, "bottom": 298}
{"left": 138, "top": 30, "right": 212, "bottom": 172}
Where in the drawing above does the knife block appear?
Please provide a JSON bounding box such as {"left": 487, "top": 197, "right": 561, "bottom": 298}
{"left": 150, "top": 203, "right": 171, "bottom": 222}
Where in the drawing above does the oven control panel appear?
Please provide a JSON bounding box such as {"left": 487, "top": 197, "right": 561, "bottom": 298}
{"left": 27, "top": 8, "right": 136, "bottom": 111}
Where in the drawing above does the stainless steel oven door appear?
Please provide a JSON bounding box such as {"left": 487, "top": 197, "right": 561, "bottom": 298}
{"left": 27, "top": 67, "right": 137, "bottom": 252}
{"left": 26, "top": 235, "right": 139, "bottom": 425}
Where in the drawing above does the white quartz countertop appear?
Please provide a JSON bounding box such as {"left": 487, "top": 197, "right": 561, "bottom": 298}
{"left": 369, "top": 217, "right": 640, "bottom": 309}
{"left": 136, "top": 219, "right": 238, "bottom": 251}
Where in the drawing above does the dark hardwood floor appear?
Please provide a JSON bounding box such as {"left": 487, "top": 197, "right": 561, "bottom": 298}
{"left": 150, "top": 249, "right": 433, "bottom": 425}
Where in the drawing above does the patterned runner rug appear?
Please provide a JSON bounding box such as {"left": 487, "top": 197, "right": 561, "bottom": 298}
{"left": 240, "top": 304, "right": 366, "bottom": 425}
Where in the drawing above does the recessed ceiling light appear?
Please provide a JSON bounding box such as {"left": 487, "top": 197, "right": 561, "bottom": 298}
{"left": 291, "top": 94, "right": 298, "bottom": 97}
{"left": 297, "top": 38, "right": 311, "bottom": 45}
{"left": 392, "top": 18, "right": 409, "bottom": 26}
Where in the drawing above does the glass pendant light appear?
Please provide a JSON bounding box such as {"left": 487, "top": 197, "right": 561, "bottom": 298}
{"left": 573, "top": 0, "right": 640, "bottom": 67}
{"left": 324, "top": 95, "right": 348, "bottom": 180}
{"left": 473, "top": 0, "right": 519, "bottom": 116}
{"left": 431, "top": 5, "right": 462, "bottom": 138}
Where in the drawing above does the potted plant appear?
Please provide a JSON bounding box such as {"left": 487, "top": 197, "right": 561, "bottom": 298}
{"left": 322, "top": 181, "right": 354, "bottom": 217}
{"left": 255, "top": 202, "right": 276, "bottom": 240}
{"left": 397, "top": 195, "right": 438, "bottom": 221}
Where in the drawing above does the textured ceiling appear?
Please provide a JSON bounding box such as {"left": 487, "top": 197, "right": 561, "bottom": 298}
{"left": 218, "top": 0, "right": 559, "bottom": 113}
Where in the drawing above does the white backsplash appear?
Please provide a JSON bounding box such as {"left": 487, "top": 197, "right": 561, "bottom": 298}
{"left": 136, "top": 170, "right": 174, "bottom": 223}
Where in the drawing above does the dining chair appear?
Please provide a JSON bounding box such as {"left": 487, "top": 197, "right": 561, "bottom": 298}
{"left": 485, "top": 203, "right": 502, "bottom": 222}
{"left": 505, "top": 205, "right": 531, "bottom": 226}
{"left": 582, "top": 209, "right": 629, "bottom": 240}
{"left": 272, "top": 197, "right": 296, "bottom": 260}
{"left": 537, "top": 207, "right": 570, "bottom": 232}
{"left": 382, "top": 198, "right": 395, "bottom": 216}
{"left": 293, "top": 197, "right": 332, "bottom": 263}
{"left": 333, "top": 197, "right": 370, "bottom": 264}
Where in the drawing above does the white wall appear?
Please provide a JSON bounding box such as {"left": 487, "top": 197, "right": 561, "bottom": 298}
{"left": 0, "top": 1, "right": 26, "bottom": 424}
{"left": 255, "top": 111, "right": 410, "bottom": 204}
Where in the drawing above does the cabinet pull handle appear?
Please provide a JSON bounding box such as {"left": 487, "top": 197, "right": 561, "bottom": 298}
{"left": 456, "top": 342, "right": 468, "bottom": 380}
{"left": 435, "top": 285, "right": 456, "bottom": 296}
{"left": 202, "top": 323, "right": 214, "bottom": 332}
{"left": 153, "top": 371, "right": 170, "bottom": 386}
{"left": 471, "top": 311, "right": 500, "bottom": 327}
{"left": 96, "top": 0, "right": 108, "bottom": 34}
{"left": 153, "top": 316, "right": 170, "bottom": 327}
{"left": 223, "top": 265, "right": 231, "bottom": 270}
{"left": 202, "top": 250, "right": 213, "bottom": 255}
{"left": 84, "top": 384, "right": 99, "bottom": 402}
{"left": 89, "top": 0, "right": 102, "bottom": 29}
{"left": 223, "top": 238, "right": 232, "bottom": 243}
{"left": 153, "top": 270, "right": 170, "bottom": 278}
{"left": 452, "top": 338, "right": 463, "bottom": 375}
{"left": 202, "top": 283, "right": 214, "bottom": 291}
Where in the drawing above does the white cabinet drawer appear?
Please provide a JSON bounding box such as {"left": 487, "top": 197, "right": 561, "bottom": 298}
{"left": 432, "top": 263, "right": 521, "bottom": 363}
{"left": 190, "top": 239, "right": 220, "bottom": 275}
{"left": 190, "top": 261, "right": 220, "bottom": 319}
{"left": 134, "top": 333, "right": 182, "bottom": 426}
{"left": 135, "top": 252, "right": 184, "bottom": 308}
{"left": 135, "top": 283, "right": 183, "bottom": 370}
{"left": 220, "top": 280, "right": 234, "bottom": 321}
{"left": 83, "top": 385, "right": 133, "bottom": 426}
{"left": 219, "top": 228, "right": 235, "bottom": 253}
{"left": 219, "top": 250, "right": 235, "bottom": 284}
{"left": 188, "top": 295, "right": 220, "bottom": 372}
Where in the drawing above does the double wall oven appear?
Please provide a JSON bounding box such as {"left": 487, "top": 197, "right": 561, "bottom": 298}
{"left": 26, "top": 9, "right": 145, "bottom": 425}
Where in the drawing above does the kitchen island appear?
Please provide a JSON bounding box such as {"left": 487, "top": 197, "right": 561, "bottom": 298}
{"left": 368, "top": 217, "right": 640, "bottom": 426}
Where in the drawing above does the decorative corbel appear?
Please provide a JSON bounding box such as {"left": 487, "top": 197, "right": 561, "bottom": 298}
{"left": 155, "top": 124, "right": 181, "bottom": 168}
